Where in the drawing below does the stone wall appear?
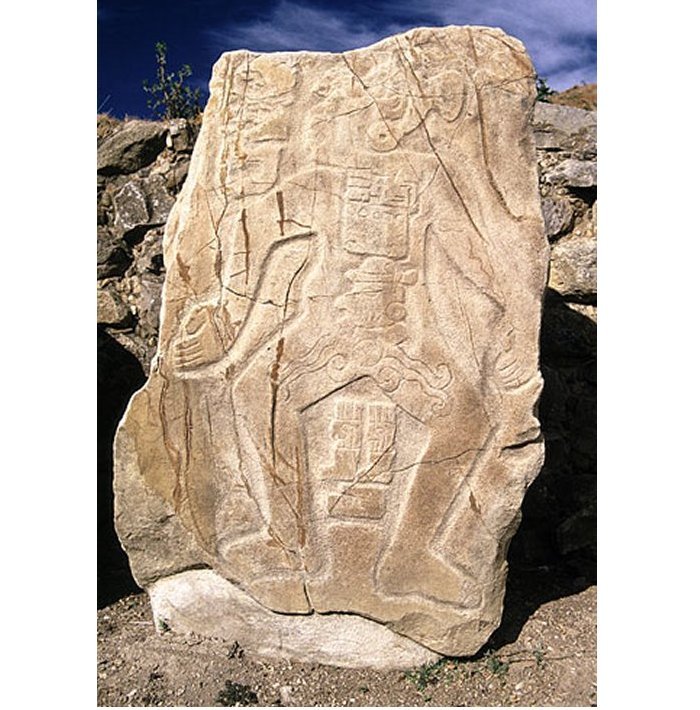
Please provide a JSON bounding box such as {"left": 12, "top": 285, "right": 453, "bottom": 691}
{"left": 519, "top": 103, "right": 597, "bottom": 578}
{"left": 97, "top": 115, "right": 200, "bottom": 602}
{"left": 97, "top": 100, "right": 596, "bottom": 600}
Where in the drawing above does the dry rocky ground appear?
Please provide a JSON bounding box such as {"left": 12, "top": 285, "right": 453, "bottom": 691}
{"left": 549, "top": 84, "right": 597, "bottom": 111}
{"left": 97, "top": 567, "right": 595, "bottom": 707}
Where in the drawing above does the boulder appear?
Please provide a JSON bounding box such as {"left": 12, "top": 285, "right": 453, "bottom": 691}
{"left": 97, "top": 120, "right": 167, "bottom": 176}
{"left": 165, "top": 118, "right": 199, "bottom": 153}
{"left": 549, "top": 232, "right": 597, "bottom": 299}
{"left": 545, "top": 158, "right": 597, "bottom": 188}
{"left": 541, "top": 195, "right": 574, "bottom": 240}
{"left": 548, "top": 203, "right": 597, "bottom": 300}
{"left": 97, "top": 283, "right": 132, "bottom": 327}
{"left": 114, "top": 26, "right": 550, "bottom": 666}
{"left": 533, "top": 103, "right": 597, "bottom": 158}
{"left": 97, "top": 226, "right": 130, "bottom": 279}
{"left": 113, "top": 175, "right": 174, "bottom": 238}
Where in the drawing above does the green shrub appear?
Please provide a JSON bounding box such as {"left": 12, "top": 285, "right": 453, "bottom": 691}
{"left": 143, "top": 41, "right": 202, "bottom": 119}
{"left": 536, "top": 75, "right": 555, "bottom": 102}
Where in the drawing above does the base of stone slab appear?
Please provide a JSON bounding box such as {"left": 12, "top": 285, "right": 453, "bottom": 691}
{"left": 148, "top": 569, "right": 440, "bottom": 669}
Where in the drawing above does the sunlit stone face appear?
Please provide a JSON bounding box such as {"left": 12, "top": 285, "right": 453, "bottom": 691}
{"left": 113, "top": 25, "right": 549, "bottom": 668}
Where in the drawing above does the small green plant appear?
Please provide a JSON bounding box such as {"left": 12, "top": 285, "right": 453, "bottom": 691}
{"left": 156, "top": 617, "right": 170, "bottom": 633}
{"left": 216, "top": 680, "right": 259, "bottom": 707}
{"left": 484, "top": 650, "right": 510, "bottom": 678}
{"left": 405, "top": 658, "right": 447, "bottom": 691}
{"left": 143, "top": 41, "right": 202, "bottom": 119}
{"left": 536, "top": 75, "right": 555, "bottom": 102}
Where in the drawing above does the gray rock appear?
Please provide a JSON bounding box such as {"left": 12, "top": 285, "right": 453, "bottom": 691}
{"left": 548, "top": 233, "right": 597, "bottom": 299}
{"left": 130, "top": 229, "right": 166, "bottom": 344}
{"left": 533, "top": 103, "right": 596, "bottom": 158}
{"left": 165, "top": 160, "right": 192, "bottom": 192}
{"left": 533, "top": 102, "right": 596, "bottom": 137}
{"left": 97, "top": 226, "right": 130, "bottom": 279}
{"left": 97, "top": 178, "right": 112, "bottom": 226}
{"left": 117, "top": 229, "right": 166, "bottom": 369}
{"left": 131, "top": 228, "right": 165, "bottom": 277}
{"left": 166, "top": 119, "right": 199, "bottom": 153}
{"left": 97, "top": 121, "right": 167, "bottom": 175}
{"left": 113, "top": 175, "right": 174, "bottom": 238}
{"left": 97, "top": 284, "right": 132, "bottom": 327}
{"left": 108, "top": 330, "right": 153, "bottom": 372}
{"left": 143, "top": 175, "right": 175, "bottom": 224}
{"left": 137, "top": 272, "right": 164, "bottom": 343}
{"left": 541, "top": 196, "right": 574, "bottom": 239}
{"left": 545, "top": 158, "right": 597, "bottom": 188}
{"left": 279, "top": 686, "right": 294, "bottom": 706}
{"left": 113, "top": 182, "right": 149, "bottom": 236}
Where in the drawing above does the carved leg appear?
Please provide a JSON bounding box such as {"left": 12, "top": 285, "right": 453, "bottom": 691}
{"left": 375, "top": 458, "right": 467, "bottom": 603}
{"left": 210, "top": 360, "right": 311, "bottom": 611}
{"left": 376, "top": 385, "right": 492, "bottom": 605}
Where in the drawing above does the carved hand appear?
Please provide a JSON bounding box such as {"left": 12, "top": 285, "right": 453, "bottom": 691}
{"left": 173, "top": 305, "right": 229, "bottom": 372}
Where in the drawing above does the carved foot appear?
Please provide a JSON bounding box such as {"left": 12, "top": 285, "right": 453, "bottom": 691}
{"left": 248, "top": 574, "right": 311, "bottom": 613}
{"left": 377, "top": 549, "right": 463, "bottom": 604}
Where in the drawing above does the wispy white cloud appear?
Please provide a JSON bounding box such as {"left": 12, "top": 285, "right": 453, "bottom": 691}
{"left": 421, "top": 0, "right": 597, "bottom": 88}
{"left": 206, "top": 0, "right": 596, "bottom": 90}
{"left": 207, "top": 1, "right": 408, "bottom": 53}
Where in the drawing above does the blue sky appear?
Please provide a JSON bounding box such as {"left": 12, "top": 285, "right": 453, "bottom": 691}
{"left": 98, "top": 0, "right": 596, "bottom": 118}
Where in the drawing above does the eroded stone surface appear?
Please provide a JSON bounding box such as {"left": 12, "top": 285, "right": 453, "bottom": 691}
{"left": 114, "top": 26, "right": 549, "bottom": 664}
{"left": 150, "top": 569, "right": 439, "bottom": 669}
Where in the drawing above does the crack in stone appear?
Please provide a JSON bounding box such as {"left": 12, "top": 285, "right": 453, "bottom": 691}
{"left": 223, "top": 285, "right": 285, "bottom": 308}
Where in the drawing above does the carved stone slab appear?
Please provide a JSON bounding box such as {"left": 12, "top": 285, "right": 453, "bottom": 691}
{"left": 114, "top": 25, "right": 549, "bottom": 668}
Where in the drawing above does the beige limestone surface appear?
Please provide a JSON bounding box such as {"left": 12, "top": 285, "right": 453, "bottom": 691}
{"left": 114, "top": 25, "right": 549, "bottom": 667}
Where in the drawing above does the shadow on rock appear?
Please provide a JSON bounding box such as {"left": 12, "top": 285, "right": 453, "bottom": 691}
{"left": 486, "top": 289, "right": 596, "bottom": 649}
{"left": 98, "top": 327, "right": 144, "bottom": 608}
{"left": 483, "top": 564, "right": 592, "bottom": 653}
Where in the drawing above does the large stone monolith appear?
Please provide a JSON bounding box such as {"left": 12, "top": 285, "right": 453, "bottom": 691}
{"left": 114, "top": 25, "right": 549, "bottom": 668}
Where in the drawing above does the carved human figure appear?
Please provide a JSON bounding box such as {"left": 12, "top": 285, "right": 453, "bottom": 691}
{"left": 160, "top": 36, "right": 542, "bottom": 622}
